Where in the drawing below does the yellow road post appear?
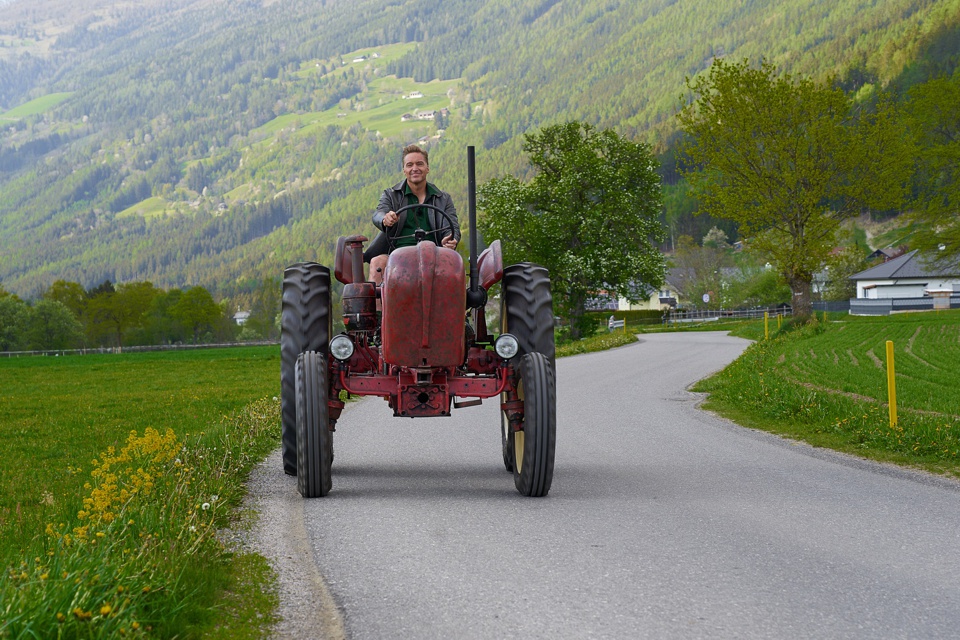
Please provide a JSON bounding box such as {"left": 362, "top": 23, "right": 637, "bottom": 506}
{"left": 886, "top": 340, "right": 898, "bottom": 427}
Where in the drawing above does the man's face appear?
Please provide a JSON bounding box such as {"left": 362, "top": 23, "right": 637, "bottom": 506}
{"left": 402, "top": 152, "right": 429, "bottom": 186}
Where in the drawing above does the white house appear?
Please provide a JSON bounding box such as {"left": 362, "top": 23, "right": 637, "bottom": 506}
{"left": 850, "top": 250, "right": 960, "bottom": 299}
{"left": 233, "top": 310, "right": 251, "bottom": 325}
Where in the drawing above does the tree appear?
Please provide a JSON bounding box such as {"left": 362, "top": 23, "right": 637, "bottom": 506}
{"left": 245, "top": 278, "right": 281, "bottom": 340}
{"left": 0, "top": 296, "right": 29, "bottom": 352}
{"left": 669, "top": 235, "right": 734, "bottom": 310}
{"left": 905, "top": 75, "right": 960, "bottom": 265}
{"left": 139, "top": 289, "right": 188, "bottom": 345}
{"left": 677, "top": 58, "right": 912, "bottom": 319}
{"left": 478, "top": 121, "right": 666, "bottom": 339}
{"left": 820, "top": 246, "right": 873, "bottom": 302}
{"left": 171, "top": 286, "right": 222, "bottom": 343}
{"left": 86, "top": 281, "right": 158, "bottom": 348}
{"left": 45, "top": 280, "right": 88, "bottom": 320}
{"left": 25, "top": 300, "right": 84, "bottom": 350}
{"left": 725, "top": 262, "right": 792, "bottom": 309}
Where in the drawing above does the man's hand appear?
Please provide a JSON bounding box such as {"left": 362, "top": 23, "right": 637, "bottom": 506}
{"left": 382, "top": 210, "right": 398, "bottom": 227}
{"left": 441, "top": 234, "right": 458, "bottom": 250}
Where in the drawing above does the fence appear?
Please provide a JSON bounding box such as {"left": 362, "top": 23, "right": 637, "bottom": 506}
{"left": 849, "top": 295, "right": 960, "bottom": 316}
{"left": 813, "top": 300, "right": 851, "bottom": 313}
{"left": 0, "top": 340, "right": 279, "bottom": 358}
{"left": 665, "top": 306, "right": 792, "bottom": 324}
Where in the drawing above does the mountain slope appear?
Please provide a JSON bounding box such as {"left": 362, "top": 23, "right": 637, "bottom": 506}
{"left": 0, "top": 0, "right": 957, "bottom": 298}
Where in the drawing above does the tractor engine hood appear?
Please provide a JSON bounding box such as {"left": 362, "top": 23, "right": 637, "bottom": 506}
{"left": 381, "top": 242, "right": 466, "bottom": 368}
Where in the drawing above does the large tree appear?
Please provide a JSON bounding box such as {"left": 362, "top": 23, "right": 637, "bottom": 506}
{"left": 905, "top": 74, "right": 960, "bottom": 265}
{"left": 171, "top": 286, "right": 223, "bottom": 343}
{"left": 86, "top": 281, "right": 159, "bottom": 348}
{"left": 478, "top": 121, "right": 666, "bottom": 339}
{"left": 677, "top": 58, "right": 912, "bottom": 318}
{"left": 0, "top": 296, "right": 29, "bottom": 352}
{"left": 44, "top": 280, "right": 88, "bottom": 320}
{"left": 25, "top": 300, "right": 84, "bottom": 350}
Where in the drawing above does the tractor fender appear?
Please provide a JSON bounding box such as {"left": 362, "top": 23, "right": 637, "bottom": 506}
{"left": 477, "top": 239, "right": 503, "bottom": 289}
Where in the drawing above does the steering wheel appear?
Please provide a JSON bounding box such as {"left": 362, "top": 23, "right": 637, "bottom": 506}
{"left": 384, "top": 202, "right": 458, "bottom": 253}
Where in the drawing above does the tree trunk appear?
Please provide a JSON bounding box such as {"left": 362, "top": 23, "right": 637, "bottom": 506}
{"left": 788, "top": 276, "right": 813, "bottom": 320}
{"left": 566, "top": 284, "right": 597, "bottom": 341}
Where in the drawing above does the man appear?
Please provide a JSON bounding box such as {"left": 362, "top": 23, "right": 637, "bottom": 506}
{"left": 365, "top": 145, "right": 460, "bottom": 285}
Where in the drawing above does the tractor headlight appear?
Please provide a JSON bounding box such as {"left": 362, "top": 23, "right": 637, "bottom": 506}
{"left": 495, "top": 333, "right": 519, "bottom": 360}
{"left": 329, "top": 335, "right": 355, "bottom": 361}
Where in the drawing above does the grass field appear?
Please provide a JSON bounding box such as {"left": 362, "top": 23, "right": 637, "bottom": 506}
{"left": 0, "top": 93, "right": 73, "bottom": 119}
{"left": 0, "top": 346, "right": 281, "bottom": 638}
{"left": 696, "top": 310, "right": 960, "bottom": 476}
{"left": 115, "top": 196, "right": 178, "bottom": 220}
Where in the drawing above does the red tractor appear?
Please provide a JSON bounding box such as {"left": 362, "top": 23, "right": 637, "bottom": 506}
{"left": 280, "top": 147, "right": 556, "bottom": 498}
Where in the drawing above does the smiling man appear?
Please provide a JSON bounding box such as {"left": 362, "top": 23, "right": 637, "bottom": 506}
{"left": 365, "top": 144, "right": 460, "bottom": 285}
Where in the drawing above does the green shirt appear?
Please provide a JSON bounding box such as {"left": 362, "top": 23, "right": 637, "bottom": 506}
{"left": 395, "top": 182, "right": 441, "bottom": 248}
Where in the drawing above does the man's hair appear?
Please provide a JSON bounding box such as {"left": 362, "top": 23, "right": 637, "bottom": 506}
{"left": 401, "top": 144, "right": 428, "bottom": 165}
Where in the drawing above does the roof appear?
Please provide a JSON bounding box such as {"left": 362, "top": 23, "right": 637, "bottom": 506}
{"left": 850, "top": 250, "right": 960, "bottom": 280}
{"left": 867, "top": 247, "right": 905, "bottom": 261}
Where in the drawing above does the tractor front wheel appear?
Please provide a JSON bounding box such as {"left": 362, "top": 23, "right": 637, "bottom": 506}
{"left": 501, "top": 263, "right": 553, "bottom": 474}
{"left": 513, "top": 352, "right": 556, "bottom": 497}
{"left": 281, "top": 263, "right": 331, "bottom": 476}
{"left": 296, "top": 351, "right": 333, "bottom": 497}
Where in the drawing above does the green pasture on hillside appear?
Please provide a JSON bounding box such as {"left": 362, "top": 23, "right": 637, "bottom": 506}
{"left": 116, "top": 196, "right": 177, "bottom": 219}
{"left": 251, "top": 43, "right": 457, "bottom": 140}
{"left": 0, "top": 93, "right": 73, "bottom": 119}
{"left": 293, "top": 42, "right": 417, "bottom": 78}
{"left": 250, "top": 77, "right": 456, "bottom": 141}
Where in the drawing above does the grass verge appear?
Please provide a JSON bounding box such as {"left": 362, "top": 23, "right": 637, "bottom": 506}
{"left": 693, "top": 311, "right": 960, "bottom": 477}
{"left": 0, "top": 347, "right": 280, "bottom": 638}
{"left": 556, "top": 330, "right": 638, "bottom": 357}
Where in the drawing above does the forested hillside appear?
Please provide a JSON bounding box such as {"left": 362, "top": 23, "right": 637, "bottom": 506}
{"left": 0, "top": 0, "right": 958, "bottom": 300}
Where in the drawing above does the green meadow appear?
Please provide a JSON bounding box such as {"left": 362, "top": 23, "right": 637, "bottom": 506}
{"left": 697, "top": 311, "right": 960, "bottom": 475}
{"left": 0, "top": 347, "right": 281, "bottom": 638}
{"left": 0, "top": 93, "right": 74, "bottom": 119}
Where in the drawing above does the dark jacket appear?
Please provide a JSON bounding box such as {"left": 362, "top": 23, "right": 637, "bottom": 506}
{"left": 363, "top": 180, "right": 460, "bottom": 262}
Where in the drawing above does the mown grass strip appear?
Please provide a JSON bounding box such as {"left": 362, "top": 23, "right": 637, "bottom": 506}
{"left": 556, "top": 330, "right": 638, "bottom": 357}
{"left": 696, "top": 311, "right": 960, "bottom": 476}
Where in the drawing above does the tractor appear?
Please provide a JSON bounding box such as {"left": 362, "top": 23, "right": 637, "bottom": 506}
{"left": 279, "top": 147, "right": 556, "bottom": 497}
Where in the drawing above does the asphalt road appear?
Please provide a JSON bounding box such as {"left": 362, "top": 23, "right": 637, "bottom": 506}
{"left": 261, "top": 331, "right": 960, "bottom": 639}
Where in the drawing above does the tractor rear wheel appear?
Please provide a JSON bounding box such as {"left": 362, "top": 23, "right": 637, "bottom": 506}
{"left": 501, "top": 263, "right": 553, "bottom": 473}
{"left": 296, "top": 351, "right": 333, "bottom": 497}
{"left": 281, "top": 263, "right": 331, "bottom": 476}
{"left": 513, "top": 352, "right": 556, "bottom": 497}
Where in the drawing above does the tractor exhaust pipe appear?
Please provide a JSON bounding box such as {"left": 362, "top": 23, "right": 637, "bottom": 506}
{"left": 466, "top": 145, "right": 485, "bottom": 309}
